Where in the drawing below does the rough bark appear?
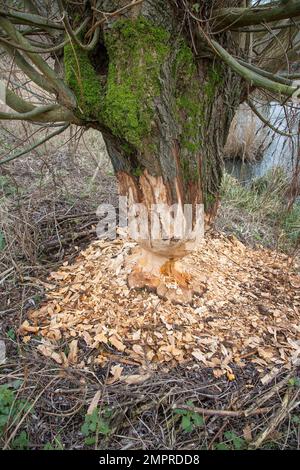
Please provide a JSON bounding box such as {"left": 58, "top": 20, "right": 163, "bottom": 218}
{"left": 91, "top": 1, "right": 241, "bottom": 213}
{"left": 63, "top": 0, "right": 242, "bottom": 302}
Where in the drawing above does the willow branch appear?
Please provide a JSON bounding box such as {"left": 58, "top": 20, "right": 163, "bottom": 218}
{"left": 0, "top": 124, "right": 70, "bottom": 165}
{"left": 5, "top": 87, "right": 36, "bottom": 113}
{"left": 214, "top": 1, "right": 300, "bottom": 29}
{"left": 2, "top": 86, "right": 80, "bottom": 123}
{"left": 0, "top": 17, "right": 90, "bottom": 54}
{"left": 247, "top": 99, "right": 296, "bottom": 137}
{"left": 0, "top": 16, "right": 76, "bottom": 108}
{"left": 0, "top": 104, "right": 57, "bottom": 120}
{"left": 0, "top": 9, "right": 64, "bottom": 30}
{"left": 255, "top": 25, "right": 300, "bottom": 72}
{"left": 210, "top": 39, "right": 297, "bottom": 97}
{"left": 234, "top": 20, "right": 300, "bottom": 32}
{"left": 237, "top": 59, "right": 293, "bottom": 86}
{"left": 280, "top": 72, "right": 300, "bottom": 79}
{"left": 0, "top": 41, "right": 56, "bottom": 94}
{"left": 62, "top": 16, "right": 99, "bottom": 51}
{"left": 56, "top": 1, "right": 99, "bottom": 52}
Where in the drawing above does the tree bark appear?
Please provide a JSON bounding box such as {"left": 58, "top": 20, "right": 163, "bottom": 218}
{"left": 65, "top": 0, "right": 242, "bottom": 302}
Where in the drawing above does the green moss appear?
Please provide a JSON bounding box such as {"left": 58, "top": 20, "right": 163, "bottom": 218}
{"left": 174, "top": 41, "right": 202, "bottom": 182}
{"left": 204, "top": 193, "right": 216, "bottom": 212}
{"left": 101, "top": 18, "right": 170, "bottom": 150}
{"left": 64, "top": 40, "right": 102, "bottom": 120}
{"left": 132, "top": 166, "right": 143, "bottom": 177}
{"left": 204, "top": 64, "right": 223, "bottom": 102}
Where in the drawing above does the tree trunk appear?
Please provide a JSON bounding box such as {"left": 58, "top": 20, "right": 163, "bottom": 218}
{"left": 66, "top": 1, "right": 242, "bottom": 303}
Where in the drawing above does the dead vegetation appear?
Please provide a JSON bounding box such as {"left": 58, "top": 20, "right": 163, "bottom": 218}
{"left": 224, "top": 103, "right": 271, "bottom": 162}
{"left": 1, "top": 123, "right": 300, "bottom": 450}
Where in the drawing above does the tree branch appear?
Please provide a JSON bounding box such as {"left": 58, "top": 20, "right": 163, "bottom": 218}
{"left": 210, "top": 39, "right": 297, "bottom": 97}
{"left": 2, "top": 87, "right": 80, "bottom": 124}
{"left": 0, "top": 42, "right": 56, "bottom": 94}
{"left": 0, "top": 9, "right": 64, "bottom": 30}
{"left": 238, "top": 59, "right": 293, "bottom": 86}
{"left": 247, "top": 99, "right": 296, "bottom": 137}
{"left": 0, "top": 16, "right": 76, "bottom": 108}
{"left": 0, "top": 16, "right": 90, "bottom": 54}
{"left": 57, "top": 1, "right": 100, "bottom": 52}
{"left": 214, "top": 1, "right": 300, "bottom": 29}
{"left": 0, "top": 104, "right": 57, "bottom": 120}
{"left": 234, "top": 20, "right": 300, "bottom": 32}
{"left": 0, "top": 124, "right": 70, "bottom": 165}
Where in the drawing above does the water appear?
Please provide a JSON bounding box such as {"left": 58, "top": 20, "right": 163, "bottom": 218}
{"left": 225, "top": 102, "right": 299, "bottom": 183}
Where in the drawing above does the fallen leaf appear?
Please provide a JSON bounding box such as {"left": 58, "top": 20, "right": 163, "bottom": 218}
{"left": 107, "top": 364, "right": 124, "bottom": 384}
{"left": 68, "top": 339, "right": 78, "bottom": 364}
{"left": 109, "top": 336, "right": 126, "bottom": 352}
{"left": 192, "top": 349, "right": 207, "bottom": 364}
{"left": 87, "top": 390, "right": 101, "bottom": 415}
{"left": 122, "top": 374, "right": 151, "bottom": 385}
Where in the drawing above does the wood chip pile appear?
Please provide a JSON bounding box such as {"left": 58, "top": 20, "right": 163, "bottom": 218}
{"left": 20, "top": 233, "right": 300, "bottom": 379}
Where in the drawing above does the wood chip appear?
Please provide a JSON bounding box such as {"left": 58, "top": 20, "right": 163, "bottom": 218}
{"left": 23, "top": 234, "right": 300, "bottom": 377}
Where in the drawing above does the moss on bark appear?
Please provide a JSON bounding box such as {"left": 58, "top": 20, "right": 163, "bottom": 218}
{"left": 101, "top": 18, "right": 170, "bottom": 150}
{"left": 174, "top": 41, "right": 202, "bottom": 184}
{"left": 64, "top": 40, "right": 102, "bottom": 120}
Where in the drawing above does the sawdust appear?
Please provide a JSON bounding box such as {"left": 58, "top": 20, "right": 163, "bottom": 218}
{"left": 20, "top": 232, "right": 300, "bottom": 379}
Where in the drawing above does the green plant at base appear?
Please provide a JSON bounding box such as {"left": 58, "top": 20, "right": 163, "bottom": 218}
{"left": 288, "top": 376, "right": 300, "bottom": 388}
{"left": 43, "top": 436, "right": 64, "bottom": 450}
{"left": 0, "top": 381, "right": 32, "bottom": 450}
{"left": 81, "top": 407, "right": 112, "bottom": 446}
{"left": 214, "top": 431, "right": 247, "bottom": 450}
{"left": 173, "top": 401, "right": 204, "bottom": 433}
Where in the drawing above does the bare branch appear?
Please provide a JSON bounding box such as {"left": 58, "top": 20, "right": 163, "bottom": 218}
{"left": 0, "top": 8, "right": 64, "bottom": 30}
{"left": 0, "top": 124, "right": 70, "bottom": 165}
{"left": 0, "top": 16, "right": 90, "bottom": 54}
{"left": 247, "top": 99, "right": 296, "bottom": 137}
{"left": 0, "top": 104, "right": 57, "bottom": 120}
{"left": 0, "top": 41, "right": 56, "bottom": 94}
{"left": 0, "top": 16, "right": 76, "bottom": 108}
{"left": 210, "top": 39, "right": 297, "bottom": 97}
{"left": 238, "top": 59, "right": 293, "bottom": 86}
{"left": 234, "top": 20, "right": 300, "bottom": 32}
{"left": 214, "top": 1, "right": 300, "bottom": 30}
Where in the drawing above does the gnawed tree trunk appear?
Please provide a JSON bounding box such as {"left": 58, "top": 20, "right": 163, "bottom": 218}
{"left": 63, "top": 1, "right": 242, "bottom": 303}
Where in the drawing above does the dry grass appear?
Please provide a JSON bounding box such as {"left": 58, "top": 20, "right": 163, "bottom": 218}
{"left": 224, "top": 103, "right": 271, "bottom": 162}
{"left": 217, "top": 170, "right": 300, "bottom": 253}
{"left": 1, "top": 120, "right": 300, "bottom": 450}
{"left": 1, "top": 344, "right": 300, "bottom": 449}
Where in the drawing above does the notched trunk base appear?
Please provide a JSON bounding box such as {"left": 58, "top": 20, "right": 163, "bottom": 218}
{"left": 127, "top": 247, "right": 208, "bottom": 304}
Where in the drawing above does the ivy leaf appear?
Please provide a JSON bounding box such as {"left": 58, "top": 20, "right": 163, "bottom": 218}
{"left": 185, "top": 400, "right": 194, "bottom": 407}
{"left": 98, "top": 419, "right": 110, "bottom": 435}
{"left": 292, "top": 415, "right": 300, "bottom": 425}
{"left": 80, "top": 422, "right": 90, "bottom": 436}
